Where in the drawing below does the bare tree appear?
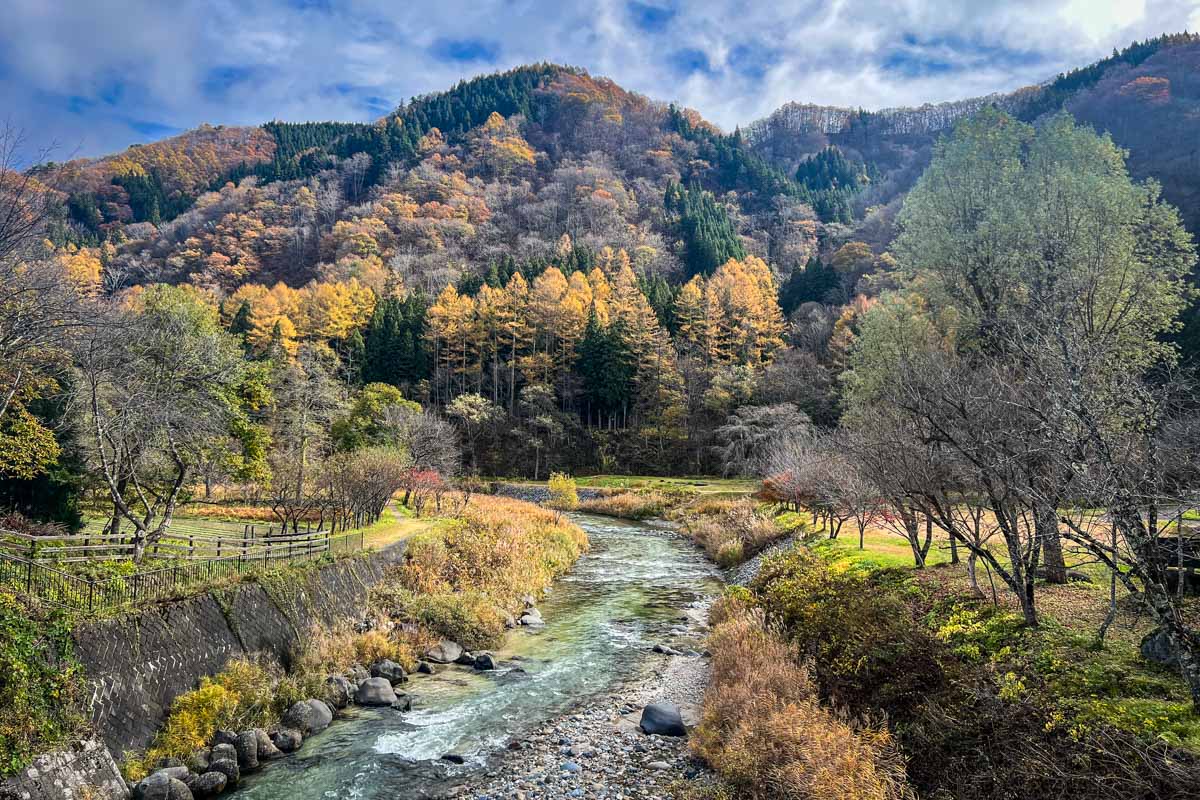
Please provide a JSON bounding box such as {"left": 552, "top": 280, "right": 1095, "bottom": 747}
{"left": 0, "top": 125, "right": 84, "bottom": 425}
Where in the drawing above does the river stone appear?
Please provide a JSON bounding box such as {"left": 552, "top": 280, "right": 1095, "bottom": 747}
{"left": 255, "top": 728, "right": 284, "bottom": 761}
{"left": 370, "top": 659, "right": 408, "bottom": 684}
{"left": 186, "top": 749, "right": 210, "bottom": 774}
{"left": 503, "top": 611, "right": 517, "bottom": 629}
{"left": 183, "top": 771, "right": 227, "bottom": 799}
{"left": 639, "top": 703, "right": 686, "bottom": 737}
{"left": 454, "top": 650, "right": 476, "bottom": 666}
{"left": 234, "top": 731, "right": 260, "bottom": 771}
{"left": 133, "top": 772, "right": 193, "bottom": 800}
{"left": 282, "top": 699, "right": 333, "bottom": 735}
{"left": 416, "top": 661, "right": 435, "bottom": 674}
{"left": 652, "top": 644, "right": 682, "bottom": 656}
{"left": 210, "top": 744, "right": 237, "bottom": 765}
{"left": 474, "top": 652, "right": 498, "bottom": 670}
{"left": 392, "top": 692, "right": 413, "bottom": 711}
{"left": 205, "top": 757, "right": 239, "bottom": 787}
{"left": 519, "top": 609, "right": 544, "bottom": 626}
{"left": 522, "top": 594, "right": 537, "bottom": 609}
{"left": 211, "top": 730, "right": 237, "bottom": 747}
{"left": 324, "top": 675, "right": 353, "bottom": 709}
{"left": 355, "top": 677, "right": 398, "bottom": 706}
{"left": 424, "top": 640, "right": 463, "bottom": 664}
{"left": 347, "top": 665, "right": 371, "bottom": 685}
{"left": 441, "top": 753, "right": 466, "bottom": 764}
{"left": 152, "top": 766, "right": 190, "bottom": 782}
{"left": 270, "top": 729, "right": 302, "bottom": 753}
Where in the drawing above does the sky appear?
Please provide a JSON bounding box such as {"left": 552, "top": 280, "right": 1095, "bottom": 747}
{"left": 4, "top": 0, "right": 1200, "bottom": 161}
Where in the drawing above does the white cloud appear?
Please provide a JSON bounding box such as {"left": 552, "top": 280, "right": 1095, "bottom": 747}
{"left": 2, "top": 0, "right": 1197, "bottom": 158}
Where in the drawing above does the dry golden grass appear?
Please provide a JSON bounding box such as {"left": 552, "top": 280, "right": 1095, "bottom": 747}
{"left": 694, "top": 603, "right": 912, "bottom": 800}
{"left": 578, "top": 490, "right": 673, "bottom": 519}
{"left": 679, "top": 500, "right": 788, "bottom": 566}
{"left": 373, "top": 494, "right": 589, "bottom": 648}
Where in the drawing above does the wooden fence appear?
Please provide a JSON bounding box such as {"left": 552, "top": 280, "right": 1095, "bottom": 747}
{"left": 0, "top": 525, "right": 366, "bottom": 613}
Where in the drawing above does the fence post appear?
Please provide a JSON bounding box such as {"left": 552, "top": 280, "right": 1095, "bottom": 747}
{"left": 87, "top": 581, "right": 94, "bottom": 614}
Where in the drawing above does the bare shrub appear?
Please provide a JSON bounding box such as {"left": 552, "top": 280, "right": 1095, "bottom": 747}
{"left": 694, "top": 608, "right": 912, "bottom": 800}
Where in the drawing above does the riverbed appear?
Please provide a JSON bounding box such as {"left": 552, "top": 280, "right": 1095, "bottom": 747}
{"left": 226, "top": 513, "right": 723, "bottom": 800}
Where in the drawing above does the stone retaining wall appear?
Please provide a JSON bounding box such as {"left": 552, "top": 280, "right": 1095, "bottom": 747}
{"left": 75, "top": 549, "right": 397, "bottom": 759}
{"left": 0, "top": 739, "right": 126, "bottom": 800}
{"left": 1, "top": 551, "right": 402, "bottom": 798}
{"left": 491, "top": 482, "right": 604, "bottom": 505}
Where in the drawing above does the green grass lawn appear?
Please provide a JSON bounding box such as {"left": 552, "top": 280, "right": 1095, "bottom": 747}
{"left": 361, "top": 505, "right": 448, "bottom": 551}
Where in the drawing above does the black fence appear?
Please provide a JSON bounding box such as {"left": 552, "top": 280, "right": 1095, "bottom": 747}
{"left": 0, "top": 528, "right": 366, "bottom": 613}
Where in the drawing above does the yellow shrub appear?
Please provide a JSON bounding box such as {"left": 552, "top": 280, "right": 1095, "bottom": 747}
{"left": 547, "top": 472, "right": 580, "bottom": 510}
{"left": 127, "top": 657, "right": 280, "bottom": 779}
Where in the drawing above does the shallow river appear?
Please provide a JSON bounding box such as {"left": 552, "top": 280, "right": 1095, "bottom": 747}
{"left": 227, "top": 513, "right": 722, "bottom": 800}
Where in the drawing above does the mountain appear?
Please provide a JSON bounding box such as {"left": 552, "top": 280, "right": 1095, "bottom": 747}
{"left": 10, "top": 31, "right": 1197, "bottom": 478}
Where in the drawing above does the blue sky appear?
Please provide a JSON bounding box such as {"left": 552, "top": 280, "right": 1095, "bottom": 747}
{"left": 4, "top": 0, "right": 1199, "bottom": 160}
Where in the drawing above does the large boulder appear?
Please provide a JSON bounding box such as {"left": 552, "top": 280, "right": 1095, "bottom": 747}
{"left": 282, "top": 699, "right": 333, "bottom": 736}
{"left": 639, "top": 703, "right": 687, "bottom": 737}
{"left": 346, "top": 665, "right": 371, "bottom": 685}
{"left": 254, "top": 728, "right": 284, "bottom": 761}
{"left": 133, "top": 771, "right": 193, "bottom": 800}
{"left": 474, "top": 652, "right": 498, "bottom": 671}
{"left": 424, "top": 640, "right": 463, "bottom": 664}
{"left": 519, "top": 608, "right": 544, "bottom": 627}
{"left": 370, "top": 659, "right": 408, "bottom": 684}
{"left": 234, "top": 730, "right": 259, "bottom": 771}
{"left": 183, "top": 771, "right": 227, "bottom": 799}
{"left": 205, "top": 745, "right": 239, "bottom": 786}
{"left": 355, "top": 676, "right": 398, "bottom": 706}
{"left": 270, "top": 729, "right": 303, "bottom": 753}
{"left": 324, "top": 675, "right": 353, "bottom": 709}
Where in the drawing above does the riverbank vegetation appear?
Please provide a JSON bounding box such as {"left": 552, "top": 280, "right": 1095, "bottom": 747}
{"left": 694, "top": 596, "right": 911, "bottom": 800}
{"left": 374, "top": 494, "right": 587, "bottom": 649}
{"left": 0, "top": 593, "right": 83, "bottom": 778}
{"left": 707, "top": 546, "right": 1200, "bottom": 799}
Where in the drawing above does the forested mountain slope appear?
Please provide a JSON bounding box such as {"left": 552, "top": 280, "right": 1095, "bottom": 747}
{"left": 26, "top": 33, "right": 1200, "bottom": 478}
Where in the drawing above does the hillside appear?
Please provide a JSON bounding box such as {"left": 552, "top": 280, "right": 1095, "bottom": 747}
{"left": 23, "top": 33, "right": 1200, "bottom": 478}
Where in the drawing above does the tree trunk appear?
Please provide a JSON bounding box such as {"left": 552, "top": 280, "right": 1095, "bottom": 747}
{"left": 1036, "top": 502, "right": 1068, "bottom": 584}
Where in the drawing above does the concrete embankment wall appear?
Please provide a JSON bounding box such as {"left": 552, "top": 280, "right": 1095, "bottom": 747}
{"left": 2, "top": 549, "right": 402, "bottom": 800}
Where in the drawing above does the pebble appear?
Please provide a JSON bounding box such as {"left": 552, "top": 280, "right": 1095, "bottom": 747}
{"left": 448, "top": 596, "right": 721, "bottom": 800}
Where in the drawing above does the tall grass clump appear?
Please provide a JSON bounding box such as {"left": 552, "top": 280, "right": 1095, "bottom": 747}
{"left": 578, "top": 490, "right": 672, "bottom": 519}
{"left": 127, "top": 657, "right": 280, "bottom": 780}
{"left": 680, "top": 500, "right": 787, "bottom": 566}
{"left": 373, "top": 495, "right": 587, "bottom": 648}
{"left": 693, "top": 599, "right": 912, "bottom": 800}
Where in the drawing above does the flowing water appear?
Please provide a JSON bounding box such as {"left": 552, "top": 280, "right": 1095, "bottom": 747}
{"left": 227, "top": 513, "right": 723, "bottom": 800}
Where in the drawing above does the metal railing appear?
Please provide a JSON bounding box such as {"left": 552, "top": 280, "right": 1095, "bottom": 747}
{"left": 0, "top": 527, "right": 366, "bottom": 613}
